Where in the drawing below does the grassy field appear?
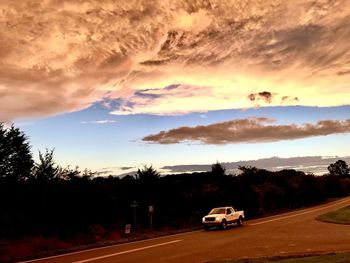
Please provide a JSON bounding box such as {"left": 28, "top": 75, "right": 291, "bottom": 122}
{"left": 215, "top": 252, "right": 350, "bottom": 263}
{"left": 317, "top": 205, "right": 350, "bottom": 224}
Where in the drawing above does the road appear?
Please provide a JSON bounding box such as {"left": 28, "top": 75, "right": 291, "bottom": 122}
{"left": 21, "top": 197, "right": 350, "bottom": 263}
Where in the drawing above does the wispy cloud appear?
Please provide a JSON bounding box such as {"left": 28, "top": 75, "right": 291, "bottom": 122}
{"left": 111, "top": 84, "right": 214, "bottom": 115}
{"left": 80, "top": 120, "right": 116, "bottom": 125}
{"left": 143, "top": 117, "right": 350, "bottom": 144}
{"left": 14, "top": 121, "right": 36, "bottom": 127}
{"left": 1, "top": 1, "right": 350, "bottom": 120}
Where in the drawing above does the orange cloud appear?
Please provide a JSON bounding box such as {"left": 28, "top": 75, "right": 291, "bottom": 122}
{"left": 1, "top": 1, "right": 350, "bottom": 120}
{"left": 142, "top": 118, "right": 350, "bottom": 144}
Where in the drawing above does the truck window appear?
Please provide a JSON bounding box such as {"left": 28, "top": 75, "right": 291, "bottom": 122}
{"left": 209, "top": 208, "right": 226, "bottom": 214}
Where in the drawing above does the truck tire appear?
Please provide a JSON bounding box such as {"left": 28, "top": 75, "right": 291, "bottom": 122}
{"left": 221, "top": 219, "right": 227, "bottom": 230}
{"left": 204, "top": 225, "right": 210, "bottom": 231}
{"left": 237, "top": 216, "right": 243, "bottom": 226}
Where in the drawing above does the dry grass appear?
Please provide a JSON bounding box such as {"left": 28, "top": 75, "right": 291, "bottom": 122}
{"left": 0, "top": 225, "right": 201, "bottom": 263}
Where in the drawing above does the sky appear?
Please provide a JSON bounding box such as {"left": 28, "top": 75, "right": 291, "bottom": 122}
{"left": 1, "top": 0, "right": 350, "bottom": 175}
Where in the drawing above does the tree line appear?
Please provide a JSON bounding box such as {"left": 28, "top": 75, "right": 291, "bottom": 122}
{"left": 1, "top": 123, "right": 350, "bottom": 240}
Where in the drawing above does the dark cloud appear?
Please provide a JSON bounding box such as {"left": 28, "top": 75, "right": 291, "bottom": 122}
{"left": 248, "top": 91, "right": 274, "bottom": 103}
{"left": 134, "top": 90, "right": 163, "bottom": 99}
{"left": 281, "top": 96, "right": 299, "bottom": 103}
{"left": 337, "top": 70, "right": 350, "bottom": 76}
{"left": 139, "top": 59, "right": 172, "bottom": 66}
{"left": 248, "top": 92, "right": 299, "bottom": 105}
{"left": 143, "top": 117, "right": 350, "bottom": 144}
{"left": 164, "top": 84, "right": 181, "bottom": 91}
{"left": 120, "top": 166, "right": 135, "bottom": 171}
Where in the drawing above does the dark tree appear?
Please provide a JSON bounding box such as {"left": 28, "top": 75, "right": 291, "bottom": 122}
{"left": 0, "top": 123, "right": 8, "bottom": 177}
{"left": 0, "top": 123, "right": 34, "bottom": 181}
{"left": 81, "top": 168, "right": 97, "bottom": 179}
{"left": 211, "top": 162, "right": 226, "bottom": 176}
{"left": 135, "top": 165, "right": 160, "bottom": 212}
{"left": 328, "top": 160, "right": 350, "bottom": 177}
{"left": 57, "top": 166, "right": 81, "bottom": 180}
{"left": 34, "top": 148, "right": 59, "bottom": 181}
{"left": 238, "top": 165, "right": 259, "bottom": 174}
{"left": 135, "top": 165, "right": 160, "bottom": 182}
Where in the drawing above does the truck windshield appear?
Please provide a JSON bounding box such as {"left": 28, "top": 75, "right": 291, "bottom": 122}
{"left": 209, "top": 208, "right": 226, "bottom": 214}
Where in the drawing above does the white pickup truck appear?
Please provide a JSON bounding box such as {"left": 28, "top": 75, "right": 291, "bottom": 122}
{"left": 202, "top": 206, "right": 244, "bottom": 230}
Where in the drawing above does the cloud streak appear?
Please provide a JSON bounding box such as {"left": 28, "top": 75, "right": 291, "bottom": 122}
{"left": 80, "top": 119, "right": 116, "bottom": 124}
{"left": 161, "top": 156, "right": 350, "bottom": 175}
{"left": 1, "top": 0, "right": 350, "bottom": 120}
{"left": 143, "top": 117, "right": 350, "bottom": 144}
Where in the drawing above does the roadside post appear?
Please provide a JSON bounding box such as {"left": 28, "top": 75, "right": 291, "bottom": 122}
{"left": 130, "top": 201, "right": 138, "bottom": 230}
{"left": 149, "top": 205, "right": 154, "bottom": 231}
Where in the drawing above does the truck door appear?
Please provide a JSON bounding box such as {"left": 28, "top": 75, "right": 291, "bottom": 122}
{"left": 226, "top": 208, "right": 234, "bottom": 223}
{"left": 232, "top": 208, "right": 239, "bottom": 221}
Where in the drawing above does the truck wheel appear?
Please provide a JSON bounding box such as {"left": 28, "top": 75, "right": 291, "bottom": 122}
{"left": 221, "top": 219, "right": 227, "bottom": 230}
{"left": 237, "top": 216, "right": 243, "bottom": 226}
{"left": 204, "top": 225, "right": 210, "bottom": 231}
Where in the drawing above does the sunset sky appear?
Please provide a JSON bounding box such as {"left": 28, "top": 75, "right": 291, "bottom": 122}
{"left": 1, "top": 0, "right": 350, "bottom": 175}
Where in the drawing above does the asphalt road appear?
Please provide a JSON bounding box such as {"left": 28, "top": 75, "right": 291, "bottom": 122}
{"left": 21, "top": 197, "right": 350, "bottom": 263}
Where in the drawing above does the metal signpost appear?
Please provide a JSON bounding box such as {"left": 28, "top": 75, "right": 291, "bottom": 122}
{"left": 130, "top": 201, "right": 138, "bottom": 230}
{"left": 149, "top": 205, "right": 153, "bottom": 231}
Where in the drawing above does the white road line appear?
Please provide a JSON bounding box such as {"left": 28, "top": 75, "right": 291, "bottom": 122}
{"left": 19, "top": 231, "right": 195, "bottom": 263}
{"left": 250, "top": 197, "right": 350, "bottom": 226}
{"left": 72, "top": 239, "right": 182, "bottom": 263}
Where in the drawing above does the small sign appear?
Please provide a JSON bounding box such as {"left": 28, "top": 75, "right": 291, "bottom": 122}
{"left": 125, "top": 224, "right": 131, "bottom": 234}
{"left": 130, "top": 201, "right": 138, "bottom": 207}
{"left": 148, "top": 205, "right": 153, "bottom": 213}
